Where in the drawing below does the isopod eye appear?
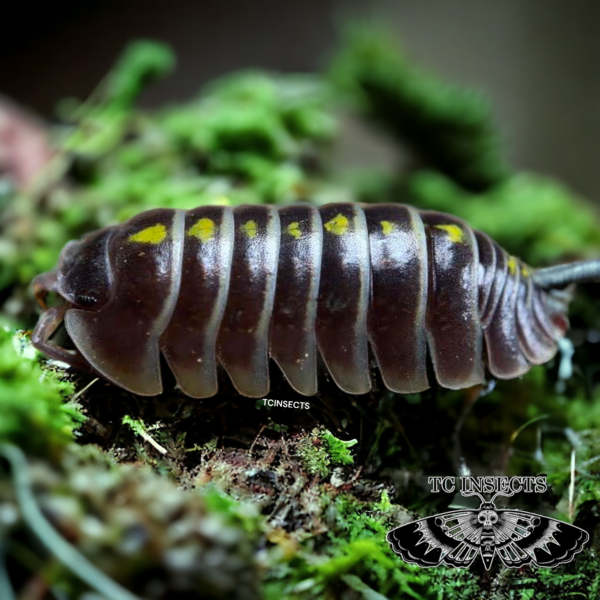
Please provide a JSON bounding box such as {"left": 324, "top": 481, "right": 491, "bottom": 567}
{"left": 74, "top": 293, "right": 98, "bottom": 308}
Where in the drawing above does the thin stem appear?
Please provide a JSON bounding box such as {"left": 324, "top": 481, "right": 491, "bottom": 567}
{"left": 0, "top": 543, "right": 16, "bottom": 600}
{"left": 0, "top": 444, "right": 142, "bottom": 600}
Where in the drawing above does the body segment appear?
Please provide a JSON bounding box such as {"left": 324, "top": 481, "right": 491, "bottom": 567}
{"left": 270, "top": 205, "right": 323, "bottom": 396}
{"left": 316, "top": 203, "right": 371, "bottom": 394}
{"left": 364, "top": 204, "right": 429, "bottom": 394}
{"left": 161, "top": 206, "right": 234, "bottom": 398}
{"left": 422, "top": 210, "right": 485, "bottom": 389}
{"left": 64, "top": 209, "right": 185, "bottom": 396}
{"left": 217, "top": 205, "right": 280, "bottom": 397}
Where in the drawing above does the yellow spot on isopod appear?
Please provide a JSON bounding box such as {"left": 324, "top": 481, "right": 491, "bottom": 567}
{"left": 434, "top": 224, "right": 464, "bottom": 244}
{"left": 521, "top": 263, "right": 530, "bottom": 277}
{"left": 507, "top": 256, "right": 518, "bottom": 276}
{"left": 187, "top": 218, "right": 216, "bottom": 241}
{"left": 128, "top": 224, "right": 167, "bottom": 244}
{"left": 380, "top": 220, "right": 395, "bottom": 236}
{"left": 241, "top": 220, "right": 258, "bottom": 239}
{"left": 287, "top": 221, "right": 302, "bottom": 239}
{"left": 324, "top": 213, "right": 349, "bottom": 236}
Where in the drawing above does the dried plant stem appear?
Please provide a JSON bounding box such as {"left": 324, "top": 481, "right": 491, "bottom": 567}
{"left": 122, "top": 416, "right": 168, "bottom": 455}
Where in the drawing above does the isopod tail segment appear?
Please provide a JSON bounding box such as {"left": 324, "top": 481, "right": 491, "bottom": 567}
{"left": 30, "top": 203, "right": 600, "bottom": 398}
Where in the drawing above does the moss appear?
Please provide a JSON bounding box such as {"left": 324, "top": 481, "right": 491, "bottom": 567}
{"left": 330, "top": 25, "right": 508, "bottom": 192}
{"left": 0, "top": 47, "right": 338, "bottom": 309}
{"left": 297, "top": 429, "right": 357, "bottom": 477}
{"left": 264, "top": 484, "right": 600, "bottom": 599}
{"left": 321, "top": 430, "right": 357, "bottom": 468}
{"left": 0, "top": 445, "right": 262, "bottom": 599}
{"left": 0, "top": 329, "right": 83, "bottom": 457}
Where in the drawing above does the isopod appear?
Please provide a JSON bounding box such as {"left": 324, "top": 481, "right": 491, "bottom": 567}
{"left": 31, "top": 203, "right": 600, "bottom": 398}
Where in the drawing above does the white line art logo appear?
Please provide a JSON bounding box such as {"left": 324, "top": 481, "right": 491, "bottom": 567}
{"left": 387, "top": 477, "right": 588, "bottom": 570}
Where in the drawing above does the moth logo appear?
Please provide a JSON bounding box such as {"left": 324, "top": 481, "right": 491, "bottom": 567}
{"left": 387, "top": 476, "right": 588, "bottom": 570}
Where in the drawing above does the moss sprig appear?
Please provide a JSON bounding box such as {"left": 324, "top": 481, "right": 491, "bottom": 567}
{"left": 0, "top": 329, "right": 84, "bottom": 457}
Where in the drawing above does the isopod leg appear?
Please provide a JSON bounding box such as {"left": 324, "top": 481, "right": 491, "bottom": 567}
{"left": 32, "top": 271, "right": 59, "bottom": 310}
{"left": 31, "top": 304, "right": 90, "bottom": 370}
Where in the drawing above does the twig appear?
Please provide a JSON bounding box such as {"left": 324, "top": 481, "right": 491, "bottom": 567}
{"left": 249, "top": 425, "right": 267, "bottom": 455}
{"left": 349, "top": 465, "right": 363, "bottom": 484}
{"left": 122, "top": 416, "right": 168, "bottom": 455}
{"left": 70, "top": 378, "right": 99, "bottom": 402}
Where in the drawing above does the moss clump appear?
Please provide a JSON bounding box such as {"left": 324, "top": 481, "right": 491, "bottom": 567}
{"left": 0, "top": 444, "right": 262, "bottom": 599}
{"left": 265, "top": 488, "right": 599, "bottom": 600}
{"left": 297, "top": 429, "right": 357, "bottom": 477}
{"left": 331, "top": 25, "right": 508, "bottom": 192}
{"left": 0, "top": 329, "right": 83, "bottom": 457}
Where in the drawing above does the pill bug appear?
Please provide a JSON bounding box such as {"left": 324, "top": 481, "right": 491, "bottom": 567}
{"left": 31, "top": 203, "right": 600, "bottom": 398}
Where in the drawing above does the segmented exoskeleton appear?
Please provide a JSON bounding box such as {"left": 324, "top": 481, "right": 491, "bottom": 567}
{"left": 31, "top": 203, "right": 600, "bottom": 398}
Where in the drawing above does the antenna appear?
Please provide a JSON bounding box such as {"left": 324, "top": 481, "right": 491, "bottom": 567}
{"left": 534, "top": 260, "right": 600, "bottom": 289}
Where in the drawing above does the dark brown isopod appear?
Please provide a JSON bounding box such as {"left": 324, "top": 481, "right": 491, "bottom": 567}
{"left": 31, "top": 203, "right": 600, "bottom": 398}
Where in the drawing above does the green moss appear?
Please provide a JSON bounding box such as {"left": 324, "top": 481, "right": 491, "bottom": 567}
{"left": 264, "top": 492, "right": 431, "bottom": 600}
{"left": 0, "top": 445, "right": 262, "bottom": 599}
{"left": 297, "top": 429, "right": 357, "bottom": 477}
{"left": 0, "top": 329, "right": 84, "bottom": 457}
{"left": 331, "top": 25, "right": 508, "bottom": 191}
{"left": 265, "top": 482, "right": 599, "bottom": 599}
{"left": 322, "top": 430, "right": 357, "bottom": 467}
{"left": 104, "top": 40, "right": 176, "bottom": 110}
